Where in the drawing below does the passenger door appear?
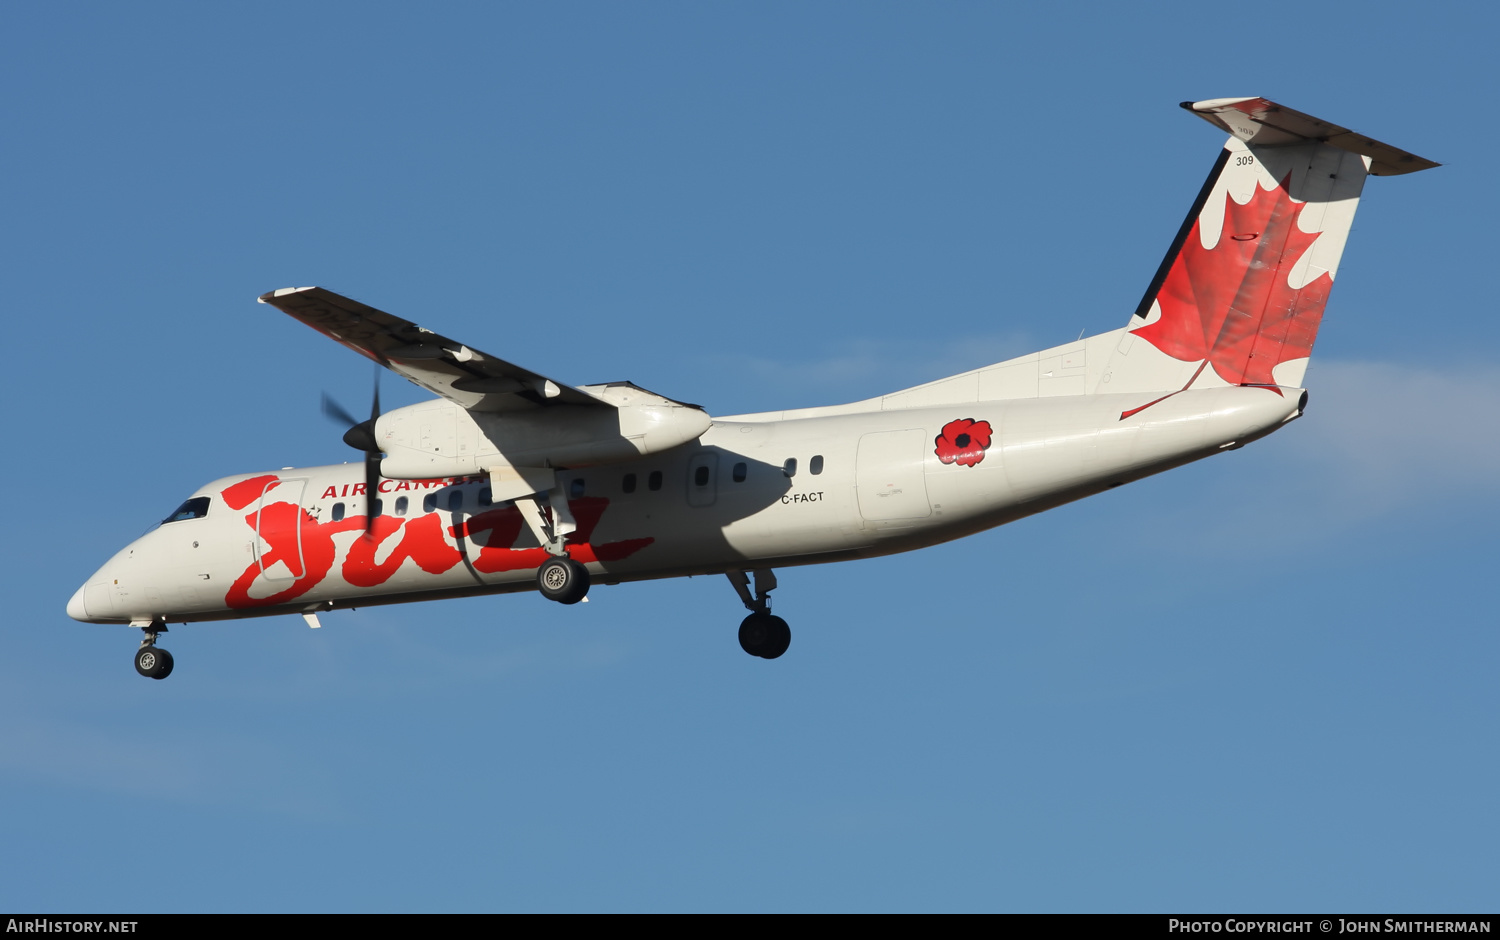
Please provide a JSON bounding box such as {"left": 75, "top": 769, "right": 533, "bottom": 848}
{"left": 254, "top": 478, "right": 308, "bottom": 580}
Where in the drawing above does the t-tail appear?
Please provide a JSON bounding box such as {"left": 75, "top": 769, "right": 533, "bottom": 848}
{"left": 1102, "top": 97, "right": 1438, "bottom": 413}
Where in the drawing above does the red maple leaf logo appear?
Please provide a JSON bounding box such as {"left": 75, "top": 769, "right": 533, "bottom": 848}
{"left": 1132, "top": 173, "right": 1332, "bottom": 389}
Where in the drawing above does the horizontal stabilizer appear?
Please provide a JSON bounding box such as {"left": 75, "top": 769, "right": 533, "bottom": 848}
{"left": 1183, "top": 97, "right": 1439, "bottom": 176}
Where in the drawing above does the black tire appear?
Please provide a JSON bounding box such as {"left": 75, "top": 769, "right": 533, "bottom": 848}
{"left": 537, "top": 557, "right": 590, "bottom": 605}
{"left": 738, "top": 613, "right": 766, "bottom": 656}
{"left": 739, "top": 613, "right": 791, "bottom": 659}
{"left": 761, "top": 616, "right": 791, "bottom": 660}
{"left": 135, "top": 646, "right": 171, "bottom": 680}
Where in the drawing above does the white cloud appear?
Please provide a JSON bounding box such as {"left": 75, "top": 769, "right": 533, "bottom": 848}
{"left": 1287, "top": 359, "right": 1500, "bottom": 508}
{"left": 1135, "top": 358, "right": 1500, "bottom": 553}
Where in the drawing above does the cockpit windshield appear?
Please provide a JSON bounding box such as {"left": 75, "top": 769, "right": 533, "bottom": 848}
{"left": 162, "top": 496, "right": 211, "bottom": 524}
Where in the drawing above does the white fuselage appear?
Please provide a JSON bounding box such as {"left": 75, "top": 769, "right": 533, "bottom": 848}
{"left": 68, "top": 385, "right": 1300, "bottom": 626}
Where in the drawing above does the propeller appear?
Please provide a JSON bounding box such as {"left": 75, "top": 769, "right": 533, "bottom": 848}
{"left": 322, "top": 368, "right": 383, "bottom": 537}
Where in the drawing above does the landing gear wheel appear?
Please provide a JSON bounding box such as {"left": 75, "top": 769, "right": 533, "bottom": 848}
{"left": 537, "top": 557, "right": 590, "bottom": 605}
{"left": 738, "top": 613, "right": 791, "bottom": 659}
{"left": 135, "top": 646, "right": 173, "bottom": 680}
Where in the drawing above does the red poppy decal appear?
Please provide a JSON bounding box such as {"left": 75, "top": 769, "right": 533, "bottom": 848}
{"left": 934, "top": 418, "right": 992, "bottom": 467}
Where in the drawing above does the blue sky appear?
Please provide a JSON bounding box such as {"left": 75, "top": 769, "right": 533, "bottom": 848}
{"left": 3, "top": 1, "right": 1495, "bottom": 912}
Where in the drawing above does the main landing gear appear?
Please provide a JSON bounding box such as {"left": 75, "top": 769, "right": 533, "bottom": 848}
{"left": 134, "top": 624, "right": 174, "bottom": 680}
{"left": 537, "top": 556, "right": 590, "bottom": 605}
{"left": 515, "top": 492, "right": 591, "bottom": 605}
{"left": 728, "top": 569, "right": 790, "bottom": 660}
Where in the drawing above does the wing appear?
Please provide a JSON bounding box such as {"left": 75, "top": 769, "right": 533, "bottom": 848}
{"left": 258, "top": 286, "right": 608, "bottom": 412}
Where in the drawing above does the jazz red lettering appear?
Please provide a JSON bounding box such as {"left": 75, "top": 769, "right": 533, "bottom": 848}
{"left": 222, "top": 482, "right": 654, "bottom": 609}
{"left": 225, "top": 502, "right": 362, "bottom": 608}
{"left": 343, "top": 513, "right": 463, "bottom": 586}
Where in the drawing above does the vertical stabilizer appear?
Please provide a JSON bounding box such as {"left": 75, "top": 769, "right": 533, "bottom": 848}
{"left": 1101, "top": 97, "right": 1436, "bottom": 407}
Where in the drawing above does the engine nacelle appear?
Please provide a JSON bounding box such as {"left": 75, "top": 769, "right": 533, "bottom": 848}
{"left": 376, "top": 384, "right": 712, "bottom": 479}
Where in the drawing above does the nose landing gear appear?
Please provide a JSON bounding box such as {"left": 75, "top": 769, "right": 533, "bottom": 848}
{"left": 727, "top": 569, "right": 790, "bottom": 659}
{"left": 133, "top": 624, "right": 174, "bottom": 680}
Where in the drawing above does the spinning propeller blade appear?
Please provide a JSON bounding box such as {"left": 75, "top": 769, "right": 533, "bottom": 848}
{"left": 320, "top": 393, "right": 360, "bottom": 429}
{"left": 322, "top": 369, "right": 384, "bottom": 538}
{"left": 363, "top": 370, "right": 381, "bottom": 538}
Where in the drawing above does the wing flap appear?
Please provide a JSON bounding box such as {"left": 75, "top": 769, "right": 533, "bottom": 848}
{"left": 258, "top": 287, "right": 607, "bottom": 412}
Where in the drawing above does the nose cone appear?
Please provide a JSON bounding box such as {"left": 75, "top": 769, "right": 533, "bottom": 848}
{"left": 66, "top": 584, "right": 90, "bottom": 622}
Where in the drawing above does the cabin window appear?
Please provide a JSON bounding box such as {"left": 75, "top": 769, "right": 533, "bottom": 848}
{"left": 371, "top": 499, "right": 383, "bottom": 517}
{"left": 783, "top": 458, "right": 797, "bottom": 477}
{"left": 648, "top": 470, "right": 663, "bottom": 491}
{"left": 570, "top": 478, "right": 586, "bottom": 498}
{"left": 694, "top": 465, "right": 710, "bottom": 487}
{"left": 810, "top": 455, "right": 824, "bottom": 475}
{"left": 331, "top": 502, "right": 346, "bottom": 522}
{"left": 394, "top": 496, "right": 409, "bottom": 517}
{"left": 423, "top": 493, "right": 437, "bottom": 513}
{"left": 161, "top": 496, "right": 210, "bottom": 524}
{"left": 623, "top": 473, "right": 637, "bottom": 494}
{"left": 476, "top": 486, "right": 491, "bottom": 508}
{"left": 733, "top": 462, "right": 747, "bottom": 482}
{"left": 448, "top": 491, "right": 463, "bottom": 512}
